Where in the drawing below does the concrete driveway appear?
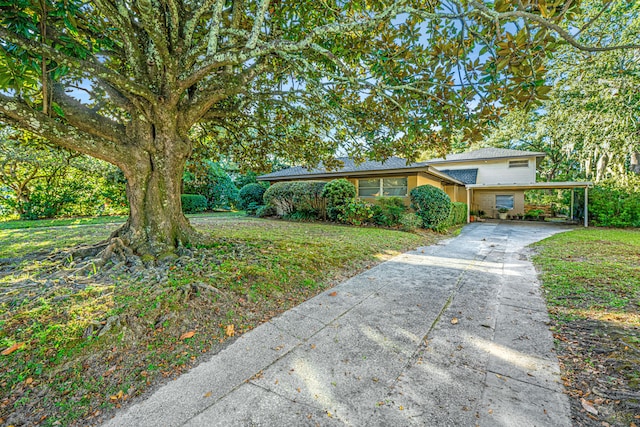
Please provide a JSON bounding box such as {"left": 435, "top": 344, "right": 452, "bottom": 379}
{"left": 103, "top": 222, "right": 573, "bottom": 427}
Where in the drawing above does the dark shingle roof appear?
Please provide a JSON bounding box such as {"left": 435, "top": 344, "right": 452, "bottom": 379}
{"left": 258, "top": 157, "right": 425, "bottom": 180}
{"left": 257, "top": 148, "right": 545, "bottom": 180}
{"left": 437, "top": 169, "right": 478, "bottom": 184}
{"left": 427, "top": 147, "right": 545, "bottom": 163}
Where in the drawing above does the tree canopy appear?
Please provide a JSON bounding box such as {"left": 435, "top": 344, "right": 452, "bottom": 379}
{"left": 0, "top": 0, "right": 638, "bottom": 254}
{"left": 482, "top": 0, "right": 640, "bottom": 182}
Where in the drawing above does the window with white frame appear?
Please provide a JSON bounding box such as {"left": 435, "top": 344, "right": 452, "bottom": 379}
{"left": 358, "top": 177, "right": 408, "bottom": 197}
{"left": 508, "top": 160, "right": 529, "bottom": 168}
{"left": 495, "top": 194, "right": 514, "bottom": 210}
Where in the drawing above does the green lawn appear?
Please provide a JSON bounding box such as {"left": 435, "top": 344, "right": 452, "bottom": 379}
{"left": 533, "top": 228, "right": 640, "bottom": 426}
{"left": 0, "top": 213, "right": 441, "bottom": 426}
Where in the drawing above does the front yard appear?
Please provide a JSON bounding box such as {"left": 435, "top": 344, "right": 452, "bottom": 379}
{"left": 0, "top": 213, "right": 442, "bottom": 426}
{"left": 533, "top": 229, "right": 640, "bottom": 426}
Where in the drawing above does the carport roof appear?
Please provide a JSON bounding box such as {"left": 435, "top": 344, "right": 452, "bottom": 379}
{"left": 465, "top": 181, "right": 592, "bottom": 190}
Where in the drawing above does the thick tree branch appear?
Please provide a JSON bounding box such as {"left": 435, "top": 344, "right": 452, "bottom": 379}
{"left": 93, "top": 0, "right": 147, "bottom": 77}
{"left": 0, "top": 94, "right": 128, "bottom": 166}
{"left": 246, "top": 0, "right": 270, "bottom": 50}
{"left": 206, "top": 0, "right": 226, "bottom": 55}
{"left": 52, "top": 86, "right": 127, "bottom": 144}
{"left": 184, "top": 61, "right": 269, "bottom": 126}
{"left": 0, "top": 27, "right": 157, "bottom": 102}
{"left": 184, "top": 0, "right": 220, "bottom": 49}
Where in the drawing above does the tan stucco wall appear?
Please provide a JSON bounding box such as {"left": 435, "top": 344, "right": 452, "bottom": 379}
{"left": 432, "top": 157, "right": 537, "bottom": 185}
{"left": 471, "top": 190, "right": 525, "bottom": 217}
{"left": 416, "top": 173, "right": 443, "bottom": 188}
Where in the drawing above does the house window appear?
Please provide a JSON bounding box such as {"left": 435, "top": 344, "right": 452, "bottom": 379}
{"left": 509, "top": 160, "right": 529, "bottom": 168}
{"left": 496, "top": 195, "right": 514, "bottom": 210}
{"left": 358, "top": 177, "right": 408, "bottom": 197}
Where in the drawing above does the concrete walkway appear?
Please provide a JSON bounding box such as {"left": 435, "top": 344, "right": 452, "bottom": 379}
{"left": 104, "top": 222, "right": 573, "bottom": 427}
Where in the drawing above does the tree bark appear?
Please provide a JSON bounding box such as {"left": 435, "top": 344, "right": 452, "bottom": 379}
{"left": 112, "top": 124, "right": 196, "bottom": 256}
{"left": 631, "top": 151, "right": 640, "bottom": 175}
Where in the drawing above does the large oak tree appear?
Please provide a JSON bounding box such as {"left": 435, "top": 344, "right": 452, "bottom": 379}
{"left": 0, "top": 0, "right": 636, "bottom": 255}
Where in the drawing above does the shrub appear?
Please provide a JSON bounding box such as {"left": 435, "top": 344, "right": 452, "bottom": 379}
{"left": 372, "top": 196, "right": 407, "bottom": 226}
{"left": 183, "top": 161, "right": 239, "bottom": 210}
{"left": 321, "top": 179, "right": 356, "bottom": 220}
{"left": 399, "top": 212, "right": 423, "bottom": 231}
{"left": 181, "top": 194, "right": 208, "bottom": 213}
{"left": 445, "top": 202, "right": 467, "bottom": 228}
{"left": 238, "top": 183, "right": 266, "bottom": 215}
{"left": 263, "top": 181, "right": 327, "bottom": 219}
{"left": 337, "top": 199, "right": 376, "bottom": 225}
{"left": 589, "top": 178, "right": 640, "bottom": 227}
{"left": 256, "top": 204, "right": 277, "bottom": 218}
{"left": 410, "top": 185, "right": 452, "bottom": 230}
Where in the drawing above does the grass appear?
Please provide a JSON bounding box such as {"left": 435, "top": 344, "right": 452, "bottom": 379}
{"left": 533, "top": 228, "right": 640, "bottom": 426}
{"left": 0, "top": 213, "right": 442, "bottom": 426}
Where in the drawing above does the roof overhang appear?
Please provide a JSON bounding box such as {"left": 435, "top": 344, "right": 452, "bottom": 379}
{"left": 465, "top": 181, "right": 592, "bottom": 191}
{"left": 427, "top": 153, "right": 546, "bottom": 165}
{"left": 258, "top": 166, "right": 464, "bottom": 186}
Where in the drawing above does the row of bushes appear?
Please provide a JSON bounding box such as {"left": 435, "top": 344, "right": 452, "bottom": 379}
{"left": 589, "top": 178, "right": 640, "bottom": 227}
{"left": 243, "top": 178, "right": 466, "bottom": 232}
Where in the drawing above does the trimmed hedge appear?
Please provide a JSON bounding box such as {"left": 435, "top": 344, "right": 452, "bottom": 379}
{"left": 263, "top": 181, "right": 327, "bottom": 218}
{"left": 410, "top": 185, "right": 452, "bottom": 230}
{"left": 372, "top": 196, "right": 407, "bottom": 226}
{"left": 238, "top": 183, "right": 266, "bottom": 215}
{"left": 446, "top": 202, "right": 468, "bottom": 228}
{"left": 181, "top": 194, "right": 208, "bottom": 213}
{"left": 321, "top": 179, "right": 356, "bottom": 220}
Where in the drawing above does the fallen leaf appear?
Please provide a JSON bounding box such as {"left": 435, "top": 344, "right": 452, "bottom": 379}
{"left": 310, "top": 344, "right": 316, "bottom": 349}
{"left": 225, "top": 324, "right": 235, "bottom": 337}
{"left": 630, "top": 423, "right": 637, "bottom": 427}
{"left": 329, "top": 291, "right": 337, "bottom": 297}
{"left": 581, "top": 398, "right": 598, "bottom": 416}
{"left": 25, "top": 377, "right": 33, "bottom": 385}
{"left": 204, "top": 391, "right": 212, "bottom": 398}
{"left": 451, "top": 318, "right": 459, "bottom": 325}
{"left": 180, "top": 331, "right": 195, "bottom": 340}
{"left": 110, "top": 390, "right": 124, "bottom": 401}
{"left": 1, "top": 342, "right": 24, "bottom": 356}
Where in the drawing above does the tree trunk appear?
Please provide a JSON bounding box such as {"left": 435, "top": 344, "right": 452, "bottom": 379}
{"left": 113, "top": 126, "right": 196, "bottom": 256}
{"left": 631, "top": 151, "right": 640, "bottom": 175}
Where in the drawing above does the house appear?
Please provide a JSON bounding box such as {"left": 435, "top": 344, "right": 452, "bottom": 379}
{"left": 257, "top": 148, "right": 592, "bottom": 225}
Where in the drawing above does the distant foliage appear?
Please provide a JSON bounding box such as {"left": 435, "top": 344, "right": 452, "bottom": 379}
{"left": 181, "top": 194, "right": 208, "bottom": 213}
{"left": 238, "top": 184, "right": 266, "bottom": 215}
{"left": 321, "top": 179, "right": 356, "bottom": 220}
{"left": 589, "top": 178, "right": 640, "bottom": 227}
{"left": 183, "top": 161, "right": 239, "bottom": 210}
{"left": 263, "top": 181, "right": 327, "bottom": 219}
{"left": 372, "top": 196, "right": 407, "bottom": 227}
{"left": 410, "top": 185, "right": 452, "bottom": 230}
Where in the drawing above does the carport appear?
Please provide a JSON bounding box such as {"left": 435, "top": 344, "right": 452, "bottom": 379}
{"left": 465, "top": 181, "right": 593, "bottom": 227}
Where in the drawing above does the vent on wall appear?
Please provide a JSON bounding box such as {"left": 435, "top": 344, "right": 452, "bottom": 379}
{"left": 508, "top": 160, "right": 529, "bottom": 168}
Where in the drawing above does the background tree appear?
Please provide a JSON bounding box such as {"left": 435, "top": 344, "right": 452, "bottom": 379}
{"left": 483, "top": 0, "right": 640, "bottom": 182}
{"left": 0, "top": 127, "right": 127, "bottom": 219}
{"left": 0, "top": 0, "right": 637, "bottom": 256}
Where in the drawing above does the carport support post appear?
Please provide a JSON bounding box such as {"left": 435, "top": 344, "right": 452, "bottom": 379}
{"left": 584, "top": 186, "right": 589, "bottom": 227}
{"left": 466, "top": 188, "right": 471, "bottom": 223}
{"left": 570, "top": 189, "right": 575, "bottom": 221}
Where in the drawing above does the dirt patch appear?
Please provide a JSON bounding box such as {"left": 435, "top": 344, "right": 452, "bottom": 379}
{"left": 552, "top": 315, "right": 640, "bottom": 426}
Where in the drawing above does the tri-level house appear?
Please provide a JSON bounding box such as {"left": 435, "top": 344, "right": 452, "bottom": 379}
{"left": 258, "top": 148, "right": 592, "bottom": 225}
